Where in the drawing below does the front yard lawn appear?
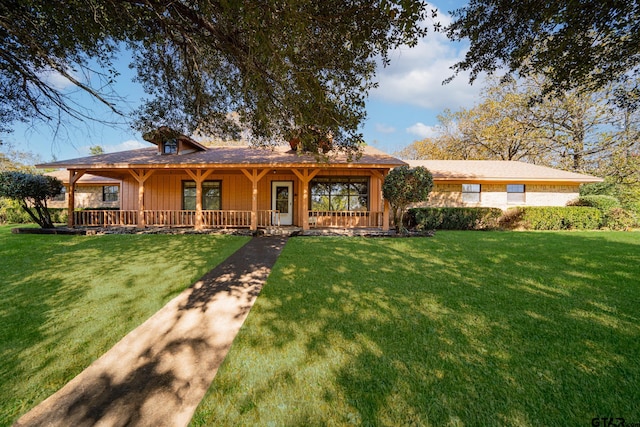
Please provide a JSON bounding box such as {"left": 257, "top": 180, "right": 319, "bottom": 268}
{"left": 193, "top": 231, "right": 640, "bottom": 426}
{"left": 0, "top": 226, "right": 249, "bottom": 426}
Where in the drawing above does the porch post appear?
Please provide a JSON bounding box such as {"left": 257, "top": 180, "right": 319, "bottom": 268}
{"left": 382, "top": 170, "right": 390, "bottom": 231}
{"left": 129, "top": 169, "right": 154, "bottom": 228}
{"left": 241, "top": 168, "right": 270, "bottom": 231}
{"left": 67, "top": 169, "right": 85, "bottom": 228}
{"left": 292, "top": 168, "right": 320, "bottom": 230}
{"left": 185, "top": 169, "right": 214, "bottom": 230}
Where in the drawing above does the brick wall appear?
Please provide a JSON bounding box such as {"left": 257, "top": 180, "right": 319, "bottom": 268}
{"left": 415, "top": 183, "right": 580, "bottom": 210}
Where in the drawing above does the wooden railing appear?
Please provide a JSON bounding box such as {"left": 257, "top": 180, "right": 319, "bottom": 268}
{"left": 308, "top": 211, "right": 383, "bottom": 228}
{"left": 72, "top": 210, "right": 281, "bottom": 228}
{"left": 258, "top": 210, "right": 280, "bottom": 227}
{"left": 74, "top": 210, "right": 137, "bottom": 227}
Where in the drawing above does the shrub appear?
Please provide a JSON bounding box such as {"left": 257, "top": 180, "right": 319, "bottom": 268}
{"left": 0, "top": 171, "right": 63, "bottom": 228}
{"left": 497, "top": 207, "right": 525, "bottom": 230}
{"left": 0, "top": 198, "right": 32, "bottom": 224}
{"left": 603, "top": 208, "right": 637, "bottom": 230}
{"left": 567, "top": 195, "right": 621, "bottom": 211}
{"left": 383, "top": 166, "right": 433, "bottom": 232}
{"left": 520, "top": 207, "right": 603, "bottom": 230}
{"left": 408, "top": 207, "right": 503, "bottom": 230}
{"left": 0, "top": 198, "right": 68, "bottom": 225}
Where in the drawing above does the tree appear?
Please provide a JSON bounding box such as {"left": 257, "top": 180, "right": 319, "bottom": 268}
{"left": 383, "top": 166, "right": 433, "bottom": 233}
{"left": 445, "top": 0, "right": 640, "bottom": 98}
{"left": 89, "top": 145, "right": 105, "bottom": 155}
{"left": 0, "top": 171, "right": 63, "bottom": 228}
{"left": 0, "top": 1, "right": 430, "bottom": 156}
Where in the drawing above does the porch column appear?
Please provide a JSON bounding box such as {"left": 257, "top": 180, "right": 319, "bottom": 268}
{"left": 185, "top": 169, "right": 214, "bottom": 230}
{"left": 291, "top": 168, "right": 320, "bottom": 230}
{"left": 371, "top": 170, "right": 389, "bottom": 231}
{"left": 129, "top": 169, "right": 154, "bottom": 228}
{"left": 67, "top": 169, "right": 86, "bottom": 228}
{"left": 241, "top": 168, "right": 270, "bottom": 230}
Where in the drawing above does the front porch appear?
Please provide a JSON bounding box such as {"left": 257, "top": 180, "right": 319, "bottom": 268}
{"left": 72, "top": 209, "right": 385, "bottom": 229}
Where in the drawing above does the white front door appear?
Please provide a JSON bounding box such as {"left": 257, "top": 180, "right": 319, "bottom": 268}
{"left": 271, "top": 181, "right": 293, "bottom": 225}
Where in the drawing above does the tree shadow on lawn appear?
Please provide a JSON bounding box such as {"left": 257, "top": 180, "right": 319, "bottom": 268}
{"left": 196, "top": 232, "right": 640, "bottom": 426}
{"left": 0, "top": 233, "right": 247, "bottom": 426}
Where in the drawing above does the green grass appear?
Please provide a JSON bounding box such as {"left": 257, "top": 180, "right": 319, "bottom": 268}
{"left": 0, "top": 225, "right": 250, "bottom": 426}
{"left": 192, "top": 231, "right": 640, "bottom": 426}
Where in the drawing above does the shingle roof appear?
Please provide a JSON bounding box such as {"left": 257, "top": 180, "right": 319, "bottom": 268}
{"left": 407, "top": 160, "right": 603, "bottom": 183}
{"left": 37, "top": 145, "right": 407, "bottom": 169}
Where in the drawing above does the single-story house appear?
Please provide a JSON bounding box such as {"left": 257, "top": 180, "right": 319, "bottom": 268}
{"left": 37, "top": 130, "right": 604, "bottom": 230}
{"left": 408, "top": 160, "right": 603, "bottom": 210}
{"left": 38, "top": 132, "right": 404, "bottom": 231}
{"left": 45, "top": 170, "right": 120, "bottom": 210}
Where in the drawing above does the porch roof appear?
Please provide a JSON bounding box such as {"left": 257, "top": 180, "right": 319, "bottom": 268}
{"left": 45, "top": 170, "right": 121, "bottom": 185}
{"left": 407, "top": 160, "right": 603, "bottom": 184}
{"left": 37, "top": 145, "right": 407, "bottom": 170}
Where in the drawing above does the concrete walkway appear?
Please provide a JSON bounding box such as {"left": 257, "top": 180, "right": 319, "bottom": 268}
{"left": 15, "top": 236, "right": 288, "bottom": 427}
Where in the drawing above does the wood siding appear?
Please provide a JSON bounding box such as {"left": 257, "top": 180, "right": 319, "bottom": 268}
{"left": 120, "top": 168, "right": 385, "bottom": 226}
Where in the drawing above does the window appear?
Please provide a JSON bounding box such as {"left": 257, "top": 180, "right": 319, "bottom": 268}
{"left": 462, "top": 184, "right": 481, "bottom": 203}
{"left": 163, "top": 138, "right": 177, "bottom": 154}
{"left": 182, "top": 181, "right": 221, "bottom": 210}
{"left": 53, "top": 186, "right": 66, "bottom": 201}
{"left": 102, "top": 185, "right": 119, "bottom": 202}
{"left": 309, "top": 177, "right": 369, "bottom": 211}
{"left": 507, "top": 184, "right": 526, "bottom": 204}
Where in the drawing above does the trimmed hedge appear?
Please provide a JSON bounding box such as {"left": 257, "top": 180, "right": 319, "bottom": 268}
{"left": 511, "top": 206, "right": 603, "bottom": 230}
{"left": 603, "top": 207, "right": 637, "bottom": 230}
{"left": 0, "top": 198, "right": 67, "bottom": 225}
{"left": 567, "top": 195, "right": 621, "bottom": 211}
{"left": 408, "top": 207, "right": 503, "bottom": 230}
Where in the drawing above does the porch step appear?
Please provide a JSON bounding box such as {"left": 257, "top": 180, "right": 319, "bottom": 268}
{"left": 262, "top": 226, "right": 303, "bottom": 237}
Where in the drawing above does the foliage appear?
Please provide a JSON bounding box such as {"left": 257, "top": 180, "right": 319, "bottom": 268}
{"left": 0, "top": 1, "right": 431, "bottom": 156}
{"left": 382, "top": 166, "right": 433, "bottom": 232}
{"left": 603, "top": 207, "right": 638, "bottom": 231}
{"left": 0, "top": 198, "right": 66, "bottom": 225}
{"left": 408, "top": 207, "right": 502, "bottom": 230}
{"left": 193, "top": 233, "right": 640, "bottom": 426}
{"left": 446, "top": 1, "right": 640, "bottom": 99}
{"left": 0, "top": 171, "right": 63, "bottom": 228}
{"left": 89, "top": 146, "right": 105, "bottom": 155}
{"left": 567, "top": 195, "right": 621, "bottom": 211}
{"left": 0, "top": 227, "right": 249, "bottom": 425}
{"left": 518, "top": 206, "right": 603, "bottom": 230}
{"left": 399, "top": 75, "right": 636, "bottom": 173}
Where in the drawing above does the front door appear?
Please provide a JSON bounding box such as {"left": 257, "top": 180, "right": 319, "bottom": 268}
{"left": 271, "top": 181, "right": 293, "bottom": 225}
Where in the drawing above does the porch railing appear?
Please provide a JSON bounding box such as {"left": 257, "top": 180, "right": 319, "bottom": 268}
{"left": 74, "top": 210, "right": 138, "bottom": 226}
{"left": 73, "top": 210, "right": 281, "bottom": 228}
{"left": 308, "top": 211, "right": 383, "bottom": 228}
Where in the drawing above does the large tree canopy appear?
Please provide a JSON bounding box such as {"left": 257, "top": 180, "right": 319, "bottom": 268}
{"left": 446, "top": 0, "right": 640, "bottom": 99}
{"left": 0, "top": 0, "right": 430, "bottom": 154}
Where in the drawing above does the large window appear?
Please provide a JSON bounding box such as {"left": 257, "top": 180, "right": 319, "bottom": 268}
{"left": 310, "top": 177, "right": 369, "bottom": 211}
{"left": 182, "top": 181, "right": 221, "bottom": 210}
{"left": 102, "top": 185, "right": 119, "bottom": 202}
{"left": 507, "top": 184, "right": 526, "bottom": 204}
{"left": 462, "top": 184, "right": 481, "bottom": 203}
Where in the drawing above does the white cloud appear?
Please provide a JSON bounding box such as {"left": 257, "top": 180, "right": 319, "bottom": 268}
{"left": 38, "top": 68, "right": 78, "bottom": 91}
{"left": 375, "top": 123, "right": 396, "bottom": 133}
{"left": 406, "top": 122, "right": 438, "bottom": 138}
{"left": 370, "top": 7, "right": 485, "bottom": 112}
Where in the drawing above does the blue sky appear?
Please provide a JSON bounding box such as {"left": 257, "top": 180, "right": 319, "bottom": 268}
{"left": 4, "top": 1, "right": 479, "bottom": 163}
